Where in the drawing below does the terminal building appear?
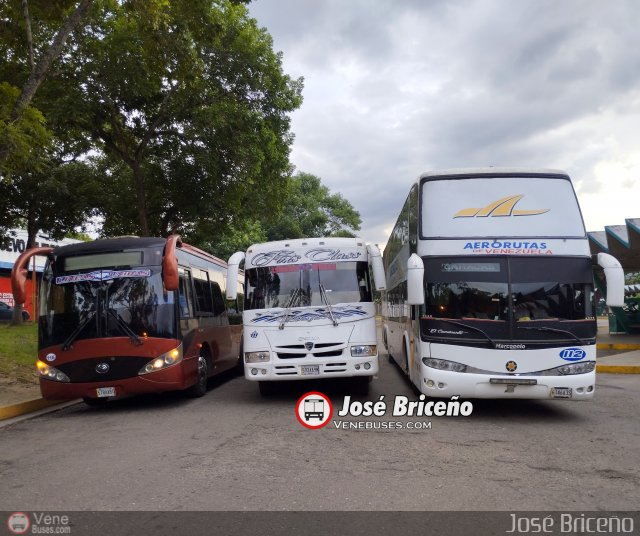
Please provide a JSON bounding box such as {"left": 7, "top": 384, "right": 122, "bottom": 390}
{"left": 588, "top": 218, "right": 640, "bottom": 334}
{"left": 0, "top": 229, "right": 80, "bottom": 318}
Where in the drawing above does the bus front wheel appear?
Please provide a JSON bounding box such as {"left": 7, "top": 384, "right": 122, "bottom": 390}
{"left": 185, "top": 354, "right": 208, "bottom": 398}
{"left": 351, "top": 376, "right": 370, "bottom": 396}
{"left": 258, "top": 381, "right": 277, "bottom": 397}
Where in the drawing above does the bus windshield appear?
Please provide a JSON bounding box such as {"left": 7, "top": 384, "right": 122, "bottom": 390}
{"left": 39, "top": 265, "right": 176, "bottom": 348}
{"left": 422, "top": 256, "right": 596, "bottom": 344}
{"left": 245, "top": 261, "right": 371, "bottom": 310}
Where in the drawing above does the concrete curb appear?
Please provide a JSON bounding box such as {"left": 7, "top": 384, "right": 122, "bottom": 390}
{"left": 0, "top": 398, "right": 73, "bottom": 421}
{"left": 596, "top": 365, "right": 640, "bottom": 374}
{"left": 596, "top": 343, "right": 640, "bottom": 351}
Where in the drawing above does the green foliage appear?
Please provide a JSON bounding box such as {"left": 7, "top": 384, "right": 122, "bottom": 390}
{"left": 264, "top": 172, "right": 362, "bottom": 241}
{"left": 0, "top": 82, "right": 51, "bottom": 179}
{"left": 200, "top": 219, "right": 267, "bottom": 261}
{"left": 56, "top": 0, "right": 303, "bottom": 238}
{"left": 1, "top": 0, "right": 303, "bottom": 250}
{"left": 626, "top": 272, "right": 640, "bottom": 285}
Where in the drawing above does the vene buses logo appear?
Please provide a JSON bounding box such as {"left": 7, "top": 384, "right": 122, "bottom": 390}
{"left": 295, "top": 391, "right": 333, "bottom": 429}
{"left": 7, "top": 512, "right": 30, "bottom": 534}
{"left": 454, "top": 195, "right": 549, "bottom": 218}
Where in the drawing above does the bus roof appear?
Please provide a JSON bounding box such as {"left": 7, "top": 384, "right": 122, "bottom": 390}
{"left": 52, "top": 237, "right": 166, "bottom": 256}
{"left": 419, "top": 167, "right": 570, "bottom": 181}
{"left": 246, "top": 237, "right": 367, "bottom": 253}
{"left": 52, "top": 236, "right": 227, "bottom": 268}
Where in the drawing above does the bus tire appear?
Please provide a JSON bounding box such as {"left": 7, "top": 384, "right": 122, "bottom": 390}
{"left": 235, "top": 338, "right": 245, "bottom": 375}
{"left": 351, "top": 376, "right": 370, "bottom": 396}
{"left": 258, "top": 381, "right": 277, "bottom": 397}
{"left": 402, "top": 341, "right": 408, "bottom": 373}
{"left": 83, "top": 397, "right": 108, "bottom": 407}
{"left": 185, "top": 353, "right": 208, "bottom": 398}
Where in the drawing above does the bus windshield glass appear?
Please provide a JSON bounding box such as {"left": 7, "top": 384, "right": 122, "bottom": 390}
{"left": 422, "top": 256, "right": 595, "bottom": 342}
{"left": 39, "top": 265, "right": 176, "bottom": 348}
{"left": 245, "top": 261, "right": 371, "bottom": 310}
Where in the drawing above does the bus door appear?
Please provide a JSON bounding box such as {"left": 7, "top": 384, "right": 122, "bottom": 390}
{"left": 191, "top": 268, "right": 233, "bottom": 369}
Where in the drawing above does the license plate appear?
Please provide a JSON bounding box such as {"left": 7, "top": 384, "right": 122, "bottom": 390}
{"left": 96, "top": 387, "right": 116, "bottom": 398}
{"left": 300, "top": 365, "right": 320, "bottom": 376}
{"left": 551, "top": 387, "right": 572, "bottom": 399}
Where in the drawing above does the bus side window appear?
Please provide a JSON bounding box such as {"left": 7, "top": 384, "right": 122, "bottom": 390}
{"left": 178, "top": 268, "right": 194, "bottom": 318}
{"left": 211, "top": 282, "right": 226, "bottom": 316}
{"left": 193, "top": 269, "right": 214, "bottom": 314}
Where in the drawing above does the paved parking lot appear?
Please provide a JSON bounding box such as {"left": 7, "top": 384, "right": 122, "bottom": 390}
{"left": 1, "top": 348, "right": 639, "bottom": 512}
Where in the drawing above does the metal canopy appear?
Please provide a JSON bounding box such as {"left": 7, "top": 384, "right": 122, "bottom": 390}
{"left": 588, "top": 218, "right": 640, "bottom": 273}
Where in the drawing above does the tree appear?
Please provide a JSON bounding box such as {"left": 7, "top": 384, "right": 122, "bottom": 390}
{"left": 264, "top": 172, "right": 362, "bottom": 241}
{"left": 0, "top": 0, "right": 94, "bottom": 167}
{"left": 53, "top": 0, "right": 302, "bottom": 238}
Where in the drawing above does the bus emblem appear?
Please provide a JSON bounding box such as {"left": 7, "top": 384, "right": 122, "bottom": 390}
{"left": 96, "top": 362, "right": 110, "bottom": 374}
{"left": 505, "top": 360, "right": 518, "bottom": 372}
{"left": 305, "top": 342, "right": 314, "bottom": 351}
{"left": 454, "top": 195, "right": 549, "bottom": 218}
{"left": 559, "top": 348, "right": 586, "bottom": 361}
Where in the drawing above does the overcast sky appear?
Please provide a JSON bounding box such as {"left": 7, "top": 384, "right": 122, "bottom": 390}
{"left": 248, "top": 0, "right": 640, "bottom": 249}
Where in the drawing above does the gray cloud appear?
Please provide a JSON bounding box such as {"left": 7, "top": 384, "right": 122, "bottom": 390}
{"left": 249, "top": 0, "right": 640, "bottom": 247}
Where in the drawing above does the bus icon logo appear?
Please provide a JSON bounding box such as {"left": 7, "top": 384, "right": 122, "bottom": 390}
{"left": 295, "top": 391, "right": 333, "bottom": 429}
{"left": 7, "top": 512, "right": 30, "bottom": 534}
{"left": 559, "top": 348, "right": 586, "bottom": 361}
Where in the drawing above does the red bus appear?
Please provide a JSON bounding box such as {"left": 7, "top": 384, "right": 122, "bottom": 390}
{"left": 11, "top": 236, "right": 243, "bottom": 405}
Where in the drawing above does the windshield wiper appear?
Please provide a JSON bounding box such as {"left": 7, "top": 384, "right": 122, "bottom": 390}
{"left": 62, "top": 311, "right": 96, "bottom": 351}
{"left": 428, "top": 318, "right": 497, "bottom": 348}
{"left": 319, "top": 283, "right": 338, "bottom": 327}
{"left": 516, "top": 325, "right": 586, "bottom": 345}
{"left": 106, "top": 308, "right": 142, "bottom": 346}
{"left": 279, "top": 288, "right": 300, "bottom": 330}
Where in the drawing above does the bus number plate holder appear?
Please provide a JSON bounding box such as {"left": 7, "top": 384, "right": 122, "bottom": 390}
{"left": 96, "top": 387, "right": 116, "bottom": 397}
{"left": 300, "top": 365, "right": 320, "bottom": 376}
{"left": 550, "top": 387, "right": 572, "bottom": 399}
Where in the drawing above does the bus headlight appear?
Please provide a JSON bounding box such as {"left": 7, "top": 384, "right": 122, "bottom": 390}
{"left": 139, "top": 345, "right": 183, "bottom": 375}
{"left": 350, "top": 345, "right": 377, "bottom": 357}
{"left": 36, "top": 361, "right": 70, "bottom": 382}
{"left": 422, "top": 357, "right": 467, "bottom": 373}
{"left": 557, "top": 361, "right": 596, "bottom": 375}
{"left": 245, "top": 351, "right": 270, "bottom": 363}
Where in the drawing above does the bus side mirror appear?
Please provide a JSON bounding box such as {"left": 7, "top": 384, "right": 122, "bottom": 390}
{"left": 162, "top": 234, "right": 182, "bottom": 291}
{"left": 407, "top": 254, "right": 425, "bottom": 305}
{"left": 11, "top": 247, "right": 54, "bottom": 304}
{"left": 596, "top": 252, "right": 625, "bottom": 307}
{"left": 226, "top": 251, "right": 245, "bottom": 300}
{"left": 367, "top": 244, "right": 386, "bottom": 291}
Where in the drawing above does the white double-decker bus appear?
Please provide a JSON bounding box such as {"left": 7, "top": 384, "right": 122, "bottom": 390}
{"left": 383, "top": 168, "right": 624, "bottom": 400}
{"left": 227, "top": 237, "right": 386, "bottom": 395}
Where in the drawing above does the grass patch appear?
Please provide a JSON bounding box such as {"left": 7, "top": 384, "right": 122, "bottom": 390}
{"left": 0, "top": 322, "right": 38, "bottom": 384}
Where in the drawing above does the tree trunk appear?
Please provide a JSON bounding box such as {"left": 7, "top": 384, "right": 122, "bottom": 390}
{"left": 21, "top": 0, "right": 35, "bottom": 70}
{"left": 133, "top": 161, "right": 150, "bottom": 236}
